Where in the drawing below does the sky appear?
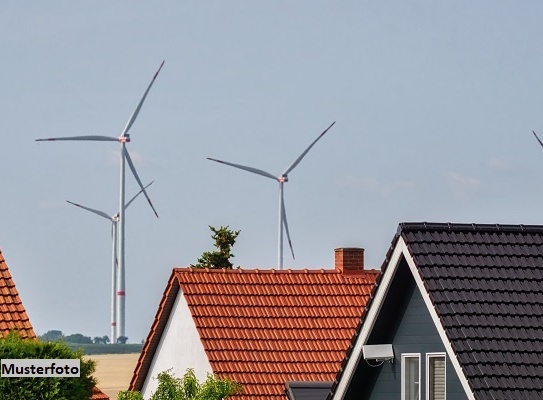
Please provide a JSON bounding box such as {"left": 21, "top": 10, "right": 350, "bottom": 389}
{"left": 2, "top": 2, "right": 543, "bottom": 343}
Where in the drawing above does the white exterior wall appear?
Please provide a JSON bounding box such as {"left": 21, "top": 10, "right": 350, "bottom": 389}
{"left": 141, "top": 289, "right": 212, "bottom": 399}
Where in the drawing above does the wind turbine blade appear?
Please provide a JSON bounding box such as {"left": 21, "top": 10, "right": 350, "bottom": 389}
{"left": 533, "top": 131, "right": 543, "bottom": 149}
{"left": 123, "top": 148, "right": 159, "bottom": 218}
{"left": 125, "top": 181, "right": 154, "bottom": 209}
{"left": 120, "top": 60, "right": 165, "bottom": 137}
{"left": 283, "top": 121, "right": 336, "bottom": 175}
{"left": 36, "top": 135, "right": 118, "bottom": 142}
{"left": 281, "top": 194, "right": 295, "bottom": 260}
{"left": 66, "top": 200, "right": 112, "bottom": 221}
{"left": 207, "top": 158, "right": 277, "bottom": 180}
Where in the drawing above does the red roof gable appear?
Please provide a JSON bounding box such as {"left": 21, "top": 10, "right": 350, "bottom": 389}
{"left": 0, "top": 248, "right": 35, "bottom": 339}
{"left": 91, "top": 386, "right": 110, "bottom": 400}
{"left": 131, "top": 267, "right": 378, "bottom": 399}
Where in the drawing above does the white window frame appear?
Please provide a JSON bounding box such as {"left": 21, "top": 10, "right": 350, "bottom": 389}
{"left": 426, "top": 352, "right": 446, "bottom": 400}
{"left": 401, "top": 353, "right": 421, "bottom": 400}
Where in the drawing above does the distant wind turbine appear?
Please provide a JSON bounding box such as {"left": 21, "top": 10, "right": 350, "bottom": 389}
{"left": 207, "top": 121, "right": 336, "bottom": 270}
{"left": 36, "top": 61, "right": 164, "bottom": 339}
{"left": 66, "top": 182, "right": 153, "bottom": 344}
{"left": 533, "top": 130, "right": 543, "bottom": 149}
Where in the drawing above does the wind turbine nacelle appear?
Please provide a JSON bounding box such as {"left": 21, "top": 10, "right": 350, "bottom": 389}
{"left": 119, "top": 134, "right": 131, "bottom": 143}
{"left": 279, "top": 175, "right": 288, "bottom": 183}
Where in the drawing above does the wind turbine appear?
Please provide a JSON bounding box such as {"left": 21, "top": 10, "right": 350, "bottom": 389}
{"left": 533, "top": 130, "right": 543, "bottom": 149}
{"left": 66, "top": 182, "right": 153, "bottom": 344}
{"left": 207, "top": 121, "right": 336, "bottom": 270}
{"left": 36, "top": 61, "right": 164, "bottom": 339}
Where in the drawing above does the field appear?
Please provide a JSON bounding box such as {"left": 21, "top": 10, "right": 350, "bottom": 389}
{"left": 67, "top": 343, "right": 143, "bottom": 355}
{"left": 88, "top": 353, "right": 141, "bottom": 400}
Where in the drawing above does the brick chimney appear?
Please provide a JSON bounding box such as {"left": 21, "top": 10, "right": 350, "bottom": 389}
{"left": 335, "top": 248, "right": 365, "bottom": 273}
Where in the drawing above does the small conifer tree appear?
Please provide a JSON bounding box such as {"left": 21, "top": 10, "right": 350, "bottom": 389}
{"left": 192, "top": 226, "right": 241, "bottom": 269}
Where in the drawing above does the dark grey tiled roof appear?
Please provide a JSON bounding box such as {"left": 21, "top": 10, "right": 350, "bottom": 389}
{"left": 400, "top": 222, "right": 543, "bottom": 400}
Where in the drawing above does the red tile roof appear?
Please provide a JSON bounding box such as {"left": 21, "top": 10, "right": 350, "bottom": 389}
{"left": 91, "top": 386, "right": 110, "bottom": 400}
{"left": 131, "top": 267, "right": 378, "bottom": 399}
{"left": 0, "top": 248, "right": 35, "bottom": 339}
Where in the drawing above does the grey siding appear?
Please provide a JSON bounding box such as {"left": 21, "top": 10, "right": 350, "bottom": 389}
{"left": 343, "top": 259, "right": 467, "bottom": 400}
{"left": 368, "top": 283, "right": 466, "bottom": 400}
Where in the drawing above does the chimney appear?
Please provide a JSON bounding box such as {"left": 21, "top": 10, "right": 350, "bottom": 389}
{"left": 335, "top": 248, "right": 365, "bottom": 273}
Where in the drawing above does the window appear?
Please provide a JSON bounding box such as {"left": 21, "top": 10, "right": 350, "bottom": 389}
{"left": 402, "top": 354, "right": 420, "bottom": 400}
{"left": 427, "top": 353, "right": 446, "bottom": 400}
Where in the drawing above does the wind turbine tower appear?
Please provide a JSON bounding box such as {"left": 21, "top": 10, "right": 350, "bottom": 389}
{"left": 36, "top": 62, "right": 163, "bottom": 340}
{"left": 208, "top": 121, "right": 335, "bottom": 270}
{"left": 67, "top": 182, "right": 153, "bottom": 344}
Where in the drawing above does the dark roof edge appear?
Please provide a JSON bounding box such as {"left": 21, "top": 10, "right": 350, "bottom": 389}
{"left": 286, "top": 381, "right": 334, "bottom": 389}
{"left": 397, "top": 222, "right": 543, "bottom": 235}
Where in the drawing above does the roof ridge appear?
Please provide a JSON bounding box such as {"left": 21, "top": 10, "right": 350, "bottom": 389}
{"left": 174, "top": 267, "right": 380, "bottom": 274}
{"left": 397, "top": 222, "right": 543, "bottom": 234}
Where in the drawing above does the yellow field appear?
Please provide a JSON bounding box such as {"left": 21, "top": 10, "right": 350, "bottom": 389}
{"left": 88, "top": 353, "right": 140, "bottom": 400}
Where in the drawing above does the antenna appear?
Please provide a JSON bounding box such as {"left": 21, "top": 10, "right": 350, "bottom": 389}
{"left": 36, "top": 62, "right": 164, "bottom": 340}
{"left": 207, "top": 121, "right": 335, "bottom": 269}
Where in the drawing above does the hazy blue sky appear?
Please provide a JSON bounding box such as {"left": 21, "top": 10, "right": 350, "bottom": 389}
{"left": 2, "top": 2, "right": 543, "bottom": 342}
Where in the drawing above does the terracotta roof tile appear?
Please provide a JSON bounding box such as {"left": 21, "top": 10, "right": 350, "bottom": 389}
{"left": 0, "top": 248, "right": 35, "bottom": 339}
{"left": 91, "top": 385, "right": 110, "bottom": 400}
{"left": 131, "top": 267, "right": 377, "bottom": 399}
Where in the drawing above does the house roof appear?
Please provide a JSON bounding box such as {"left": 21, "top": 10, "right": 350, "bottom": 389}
{"left": 90, "top": 386, "right": 110, "bottom": 400}
{"left": 131, "top": 267, "right": 378, "bottom": 399}
{"left": 331, "top": 222, "right": 543, "bottom": 400}
{"left": 0, "top": 248, "right": 109, "bottom": 400}
{"left": 0, "top": 248, "right": 35, "bottom": 339}
{"left": 285, "top": 381, "right": 332, "bottom": 400}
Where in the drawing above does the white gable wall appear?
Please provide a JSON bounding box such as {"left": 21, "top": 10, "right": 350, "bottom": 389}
{"left": 141, "top": 288, "right": 212, "bottom": 399}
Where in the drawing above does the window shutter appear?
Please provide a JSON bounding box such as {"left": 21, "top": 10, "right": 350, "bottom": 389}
{"left": 429, "top": 356, "right": 446, "bottom": 400}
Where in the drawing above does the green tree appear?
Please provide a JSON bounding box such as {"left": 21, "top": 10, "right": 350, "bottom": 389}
{"left": 0, "top": 331, "right": 96, "bottom": 399}
{"left": 117, "top": 335, "right": 128, "bottom": 344}
{"left": 93, "top": 336, "right": 110, "bottom": 344}
{"left": 192, "top": 226, "right": 241, "bottom": 269}
{"left": 118, "top": 368, "right": 242, "bottom": 400}
{"left": 64, "top": 333, "right": 93, "bottom": 344}
{"left": 39, "top": 330, "right": 64, "bottom": 342}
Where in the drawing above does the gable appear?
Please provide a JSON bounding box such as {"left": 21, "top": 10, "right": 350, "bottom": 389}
{"left": 330, "top": 236, "right": 472, "bottom": 400}
{"left": 140, "top": 288, "right": 212, "bottom": 399}
{"left": 132, "top": 267, "right": 378, "bottom": 399}
{"left": 331, "top": 222, "right": 543, "bottom": 400}
{"left": 343, "top": 258, "right": 466, "bottom": 400}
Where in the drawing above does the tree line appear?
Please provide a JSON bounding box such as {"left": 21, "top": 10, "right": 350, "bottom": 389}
{"left": 39, "top": 330, "right": 128, "bottom": 344}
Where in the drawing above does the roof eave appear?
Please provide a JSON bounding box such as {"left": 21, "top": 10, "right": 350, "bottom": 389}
{"left": 129, "top": 269, "right": 181, "bottom": 391}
